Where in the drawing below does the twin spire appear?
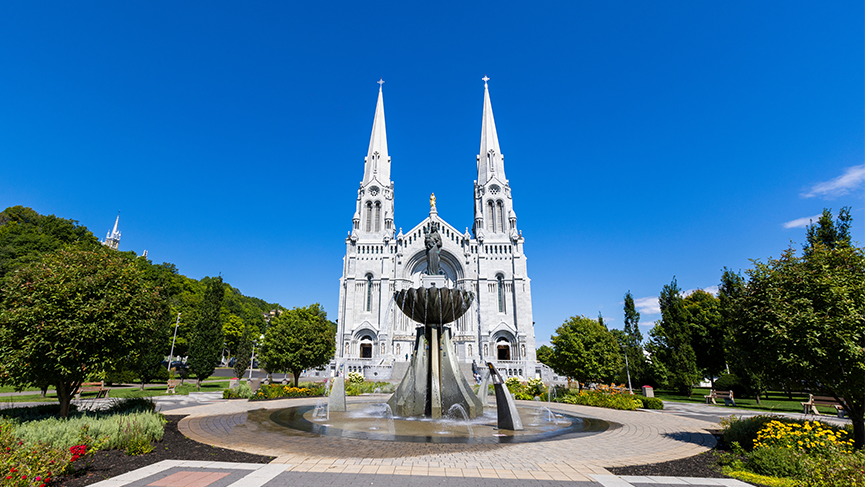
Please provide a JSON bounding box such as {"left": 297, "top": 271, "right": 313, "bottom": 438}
{"left": 477, "top": 76, "right": 504, "bottom": 183}
{"left": 362, "top": 77, "right": 503, "bottom": 186}
{"left": 362, "top": 79, "right": 390, "bottom": 185}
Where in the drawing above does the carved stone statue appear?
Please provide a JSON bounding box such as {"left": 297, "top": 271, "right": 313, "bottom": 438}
{"left": 424, "top": 222, "right": 442, "bottom": 275}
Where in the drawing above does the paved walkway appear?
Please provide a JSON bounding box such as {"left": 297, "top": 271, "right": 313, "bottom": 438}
{"left": 160, "top": 396, "right": 723, "bottom": 483}
{"left": 88, "top": 459, "right": 750, "bottom": 487}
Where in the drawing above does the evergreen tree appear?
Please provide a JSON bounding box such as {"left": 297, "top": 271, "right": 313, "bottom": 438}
{"left": 647, "top": 277, "right": 699, "bottom": 396}
{"left": 188, "top": 276, "right": 225, "bottom": 389}
{"left": 621, "top": 291, "right": 646, "bottom": 385}
{"left": 683, "top": 290, "right": 725, "bottom": 388}
{"left": 804, "top": 206, "right": 852, "bottom": 255}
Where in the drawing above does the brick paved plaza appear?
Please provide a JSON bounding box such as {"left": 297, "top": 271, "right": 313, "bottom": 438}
{"left": 151, "top": 396, "right": 729, "bottom": 485}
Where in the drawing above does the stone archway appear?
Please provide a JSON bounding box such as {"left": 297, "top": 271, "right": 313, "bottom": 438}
{"left": 359, "top": 335, "right": 373, "bottom": 358}
{"left": 496, "top": 337, "right": 511, "bottom": 360}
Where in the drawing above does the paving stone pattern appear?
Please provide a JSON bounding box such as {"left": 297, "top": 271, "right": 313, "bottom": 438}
{"left": 167, "top": 397, "right": 718, "bottom": 481}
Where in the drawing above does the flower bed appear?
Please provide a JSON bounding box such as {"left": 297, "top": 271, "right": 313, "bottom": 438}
{"left": 250, "top": 384, "right": 324, "bottom": 401}
{"left": 717, "top": 415, "right": 863, "bottom": 487}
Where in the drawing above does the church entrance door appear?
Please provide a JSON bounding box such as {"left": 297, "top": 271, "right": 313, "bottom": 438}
{"left": 497, "top": 343, "right": 510, "bottom": 361}
{"left": 361, "top": 343, "right": 372, "bottom": 358}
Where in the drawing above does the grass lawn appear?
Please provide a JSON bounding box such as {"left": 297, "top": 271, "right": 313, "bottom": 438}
{"left": 0, "top": 385, "right": 42, "bottom": 393}
{"left": 653, "top": 388, "right": 844, "bottom": 416}
{"left": 0, "top": 381, "right": 230, "bottom": 403}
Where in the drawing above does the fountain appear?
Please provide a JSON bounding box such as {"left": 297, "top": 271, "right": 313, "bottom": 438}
{"left": 263, "top": 213, "right": 615, "bottom": 443}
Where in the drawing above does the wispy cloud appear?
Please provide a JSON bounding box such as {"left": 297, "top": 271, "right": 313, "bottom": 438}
{"left": 633, "top": 296, "right": 660, "bottom": 315}
{"left": 802, "top": 164, "right": 865, "bottom": 199}
{"left": 783, "top": 214, "right": 822, "bottom": 229}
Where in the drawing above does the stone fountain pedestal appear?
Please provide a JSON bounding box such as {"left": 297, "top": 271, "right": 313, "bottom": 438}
{"left": 387, "top": 280, "right": 483, "bottom": 419}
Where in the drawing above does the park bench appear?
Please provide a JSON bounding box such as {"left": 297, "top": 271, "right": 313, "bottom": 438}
{"left": 166, "top": 379, "right": 179, "bottom": 394}
{"left": 75, "top": 381, "right": 109, "bottom": 400}
{"left": 704, "top": 389, "right": 736, "bottom": 407}
{"left": 802, "top": 394, "right": 848, "bottom": 418}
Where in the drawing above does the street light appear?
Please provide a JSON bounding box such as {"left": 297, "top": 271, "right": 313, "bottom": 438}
{"left": 167, "top": 312, "right": 181, "bottom": 373}
{"left": 621, "top": 343, "right": 633, "bottom": 394}
{"left": 249, "top": 334, "right": 265, "bottom": 380}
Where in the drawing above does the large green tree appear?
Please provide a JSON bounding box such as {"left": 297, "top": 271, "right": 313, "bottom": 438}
{"left": 0, "top": 247, "right": 168, "bottom": 416}
{"left": 536, "top": 345, "right": 554, "bottom": 367}
{"left": 647, "top": 277, "right": 699, "bottom": 396}
{"left": 187, "top": 276, "right": 225, "bottom": 389}
{"left": 549, "top": 315, "right": 623, "bottom": 389}
{"left": 683, "top": 289, "right": 725, "bottom": 388}
{"left": 259, "top": 303, "right": 335, "bottom": 386}
{"left": 733, "top": 244, "right": 865, "bottom": 448}
{"left": 0, "top": 206, "right": 99, "bottom": 284}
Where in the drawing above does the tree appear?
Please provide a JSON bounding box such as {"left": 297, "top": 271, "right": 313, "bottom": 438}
{"left": 734, "top": 244, "right": 865, "bottom": 449}
{"left": 720, "top": 268, "right": 768, "bottom": 404}
{"left": 683, "top": 289, "right": 725, "bottom": 388}
{"left": 536, "top": 345, "right": 554, "bottom": 366}
{"left": 549, "top": 315, "right": 623, "bottom": 389}
{"left": 0, "top": 247, "right": 168, "bottom": 417}
{"left": 621, "top": 291, "right": 646, "bottom": 385}
{"left": 259, "top": 303, "right": 335, "bottom": 387}
{"left": 647, "top": 277, "right": 699, "bottom": 396}
{"left": 804, "top": 207, "right": 851, "bottom": 255}
{"left": 187, "top": 276, "right": 225, "bottom": 390}
{"left": 0, "top": 206, "right": 99, "bottom": 284}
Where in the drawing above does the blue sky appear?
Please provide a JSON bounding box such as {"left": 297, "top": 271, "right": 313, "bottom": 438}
{"left": 1, "top": 2, "right": 862, "bottom": 345}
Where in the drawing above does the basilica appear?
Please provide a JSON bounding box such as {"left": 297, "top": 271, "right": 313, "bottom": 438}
{"left": 335, "top": 79, "right": 546, "bottom": 381}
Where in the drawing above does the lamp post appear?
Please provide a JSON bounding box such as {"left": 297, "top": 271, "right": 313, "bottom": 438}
{"left": 622, "top": 344, "right": 633, "bottom": 394}
{"left": 248, "top": 334, "right": 265, "bottom": 380}
{"left": 167, "top": 312, "right": 181, "bottom": 372}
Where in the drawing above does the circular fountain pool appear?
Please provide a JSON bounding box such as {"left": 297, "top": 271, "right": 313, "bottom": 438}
{"left": 269, "top": 400, "right": 613, "bottom": 444}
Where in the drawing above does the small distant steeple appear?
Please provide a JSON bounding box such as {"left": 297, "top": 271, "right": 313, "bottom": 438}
{"left": 102, "top": 213, "right": 121, "bottom": 250}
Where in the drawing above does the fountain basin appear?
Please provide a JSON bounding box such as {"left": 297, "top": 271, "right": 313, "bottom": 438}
{"left": 393, "top": 287, "right": 474, "bottom": 326}
{"left": 269, "top": 401, "right": 613, "bottom": 444}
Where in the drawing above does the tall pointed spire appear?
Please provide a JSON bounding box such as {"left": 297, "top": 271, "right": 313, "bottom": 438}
{"left": 363, "top": 79, "right": 390, "bottom": 185}
{"left": 102, "top": 213, "right": 121, "bottom": 250}
{"left": 477, "top": 76, "right": 504, "bottom": 183}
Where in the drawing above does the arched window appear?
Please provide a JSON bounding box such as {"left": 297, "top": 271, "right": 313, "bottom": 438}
{"left": 365, "top": 202, "right": 372, "bottom": 232}
{"left": 366, "top": 274, "right": 373, "bottom": 312}
{"left": 487, "top": 200, "right": 495, "bottom": 232}
{"left": 497, "top": 201, "right": 506, "bottom": 234}
{"left": 374, "top": 202, "right": 381, "bottom": 232}
{"left": 497, "top": 274, "right": 505, "bottom": 313}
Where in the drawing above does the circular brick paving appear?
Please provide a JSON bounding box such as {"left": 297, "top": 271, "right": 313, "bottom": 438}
{"left": 171, "top": 396, "right": 717, "bottom": 480}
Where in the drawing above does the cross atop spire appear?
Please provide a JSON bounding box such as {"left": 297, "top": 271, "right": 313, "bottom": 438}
{"left": 378, "top": 78, "right": 385, "bottom": 89}
{"left": 482, "top": 75, "right": 490, "bottom": 85}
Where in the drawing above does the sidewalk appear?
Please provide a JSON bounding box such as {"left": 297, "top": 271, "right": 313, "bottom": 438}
{"left": 86, "top": 459, "right": 751, "bottom": 487}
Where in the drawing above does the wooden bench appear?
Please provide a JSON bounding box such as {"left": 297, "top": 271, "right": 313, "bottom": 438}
{"left": 802, "top": 394, "right": 848, "bottom": 417}
{"left": 75, "top": 381, "right": 109, "bottom": 400}
{"left": 166, "top": 379, "right": 179, "bottom": 394}
{"left": 704, "top": 390, "right": 736, "bottom": 407}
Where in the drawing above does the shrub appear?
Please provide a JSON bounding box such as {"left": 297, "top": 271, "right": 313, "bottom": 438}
{"left": 637, "top": 397, "right": 664, "bottom": 409}
{"left": 345, "top": 381, "right": 394, "bottom": 396}
{"left": 799, "top": 450, "right": 865, "bottom": 487}
{"left": 104, "top": 397, "right": 156, "bottom": 415}
{"left": 251, "top": 384, "right": 324, "bottom": 401}
{"left": 754, "top": 420, "right": 854, "bottom": 455}
{"left": 525, "top": 378, "right": 546, "bottom": 397}
{"left": 745, "top": 447, "right": 806, "bottom": 478}
{"left": 9, "top": 412, "right": 165, "bottom": 451}
{"left": 514, "top": 392, "right": 534, "bottom": 401}
{"left": 222, "top": 382, "right": 253, "bottom": 399}
{"left": 559, "top": 390, "right": 639, "bottom": 410}
{"left": 1, "top": 421, "right": 74, "bottom": 487}
{"left": 504, "top": 377, "right": 523, "bottom": 394}
{"left": 720, "top": 415, "right": 798, "bottom": 451}
{"left": 347, "top": 372, "right": 365, "bottom": 384}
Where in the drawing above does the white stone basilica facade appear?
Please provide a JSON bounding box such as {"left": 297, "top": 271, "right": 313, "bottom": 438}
{"left": 335, "top": 79, "right": 544, "bottom": 380}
